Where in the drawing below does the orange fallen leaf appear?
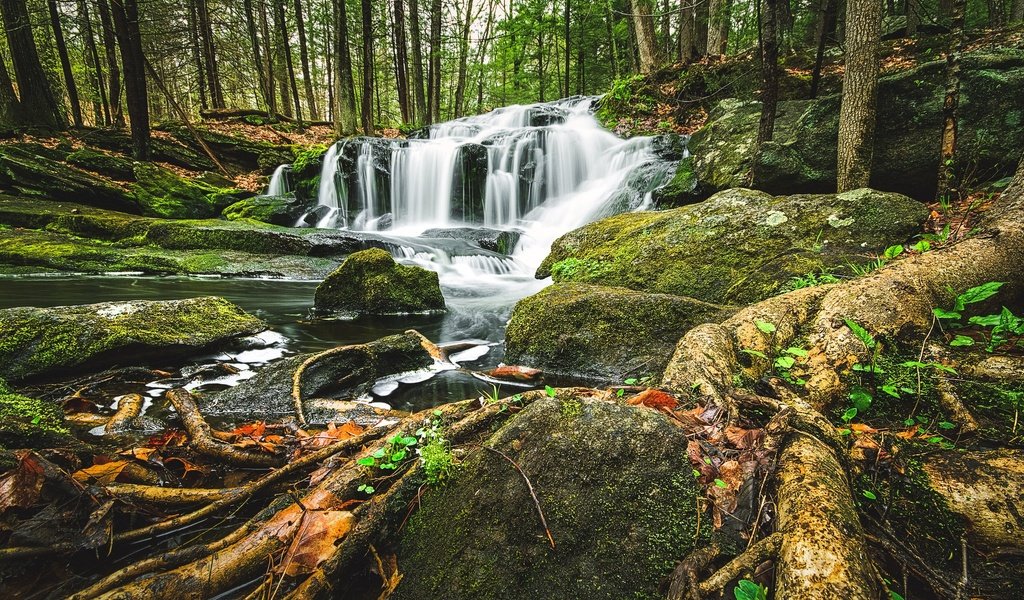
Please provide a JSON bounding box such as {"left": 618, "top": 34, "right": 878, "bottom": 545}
{"left": 278, "top": 509, "right": 356, "bottom": 576}
{"left": 73, "top": 461, "right": 133, "bottom": 485}
{"left": 724, "top": 426, "right": 763, "bottom": 450}
{"left": 121, "top": 447, "right": 159, "bottom": 462}
{"left": 895, "top": 425, "right": 919, "bottom": 439}
{"left": 0, "top": 451, "right": 46, "bottom": 510}
{"left": 850, "top": 423, "right": 879, "bottom": 434}
{"left": 627, "top": 388, "right": 678, "bottom": 410}
{"left": 487, "top": 365, "right": 542, "bottom": 382}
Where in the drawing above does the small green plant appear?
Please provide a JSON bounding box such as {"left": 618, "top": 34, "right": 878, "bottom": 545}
{"left": 733, "top": 579, "right": 768, "bottom": 600}
{"left": 416, "top": 409, "right": 458, "bottom": 485}
{"left": 479, "top": 384, "right": 501, "bottom": 404}
{"left": 781, "top": 268, "right": 840, "bottom": 292}
{"left": 545, "top": 385, "right": 557, "bottom": 398}
{"left": 934, "top": 282, "right": 1023, "bottom": 351}
{"left": 740, "top": 319, "right": 809, "bottom": 385}
{"left": 848, "top": 244, "right": 905, "bottom": 277}
{"left": 356, "top": 432, "right": 421, "bottom": 494}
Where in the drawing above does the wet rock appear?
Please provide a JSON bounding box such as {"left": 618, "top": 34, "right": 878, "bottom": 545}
{"left": 131, "top": 163, "right": 250, "bottom": 219}
{"left": 204, "top": 331, "right": 435, "bottom": 421}
{"left": 66, "top": 148, "right": 137, "bottom": 181}
{"left": 314, "top": 248, "right": 446, "bottom": 316}
{"left": 420, "top": 227, "right": 521, "bottom": 254}
{"left": 221, "top": 194, "right": 310, "bottom": 226}
{"left": 450, "top": 143, "right": 488, "bottom": 222}
{"left": 539, "top": 187, "right": 928, "bottom": 305}
{"left": 392, "top": 394, "right": 708, "bottom": 600}
{"left": 0, "top": 297, "right": 265, "bottom": 381}
{"left": 505, "top": 283, "right": 733, "bottom": 381}
{"left": 0, "top": 145, "right": 140, "bottom": 213}
{"left": 0, "top": 378, "right": 71, "bottom": 448}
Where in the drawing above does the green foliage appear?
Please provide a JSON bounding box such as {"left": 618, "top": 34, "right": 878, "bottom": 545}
{"left": 417, "top": 411, "right": 458, "bottom": 485}
{"left": 781, "top": 268, "right": 840, "bottom": 292}
{"left": 733, "top": 579, "right": 768, "bottom": 600}
{"left": 935, "top": 282, "right": 1023, "bottom": 352}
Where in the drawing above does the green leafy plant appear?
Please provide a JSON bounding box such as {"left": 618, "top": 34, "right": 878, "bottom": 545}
{"left": 740, "top": 319, "right": 809, "bottom": 385}
{"left": 416, "top": 409, "right": 458, "bottom": 485}
{"left": 781, "top": 268, "right": 840, "bottom": 292}
{"left": 733, "top": 579, "right": 768, "bottom": 600}
{"left": 848, "top": 244, "right": 905, "bottom": 277}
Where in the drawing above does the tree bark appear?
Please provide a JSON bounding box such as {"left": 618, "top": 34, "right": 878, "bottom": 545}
{"left": 907, "top": 0, "right": 920, "bottom": 34}
{"left": 48, "top": 0, "right": 83, "bottom": 128}
{"left": 810, "top": 0, "right": 835, "bottom": 98}
{"left": 679, "top": 0, "right": 696, "bottom": 62}
{"left": 188, "top": 0, "right": 209, "bottom": 111}
{"left": 196, "top": 0, "right": 223, "bottom": 109}
{"left": 393, "top": 0, "right": 411, "bottom": 122}
{"left": 260, "top": 0, "right": 278, "bottom": 115}
{"left": 564, "top": 0, "right": 571, "bottom": 97}
{"left": 409, "top": 0, "right": 427, "bottom": 122}
{"left": 936, "top": 0, "right": 966, "bottom": 202}
{"left": 631, "top": 0, "right": 660, "bottom": 74}
{"left": 243, "top": 0, "right": 271, "bottom": 113}
{"left": 836, "top": 0, "right": 882, "bottom": 191}
{"left": 275, "top": 0, "right": 302, "bottom": 121}
{"left": 607, "top": 0, "right": 620, "bottom": 75}
{"left": 96, "top": 0, "right": 124, "bottom": 127}
{"left": 0, "top": 47, "right": 20, "bottom": 127}
{"left": 707, "top": 0, "right": 732, "bottom": 56}
{"left": 0, "top": 0, "right": 66, "bottom": 129}
{"left": 1013, "top": 0, "right": 1024, "bottom": 22}
{"left": 333, "top": 0, "right": 357, "bottom": 134}
{"left": 109, "top": 0, "right": 148, "bottom": 159}
{"left": 454, "top": 0, "right": 475, "bottom": 117}
{"left": 756, "top": 0, "right": 780, "bottom": 153}
{"left": 695, "top": 0, "right": 710, "bottom": 57}
{"left": 79, "top": 0, "right": 110, "bottom": 125}
{"left": 360, "top": 0, "right": 374, "bottom": 133}
{"left": 294, "top": 0, "right": 318, "bottom": 119}
{"left": 427, "top": 0, "right": 441, "bottom": 122}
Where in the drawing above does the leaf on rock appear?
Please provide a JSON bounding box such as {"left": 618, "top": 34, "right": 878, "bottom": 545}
{"left": 73, "top": 460, "right": 133, "bottom": 485}
{"left": 487, "top": 365, "right": 542, "bottom": 382}
{"left": 626, "top": 388, "right": 678, "bottom": 410}
{"left": 278, "top": 509, "right": 356, "bottom": 577}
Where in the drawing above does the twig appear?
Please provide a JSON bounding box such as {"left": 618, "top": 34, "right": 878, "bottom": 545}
{"left": 167, "top": 388, "right": 283, "bottom": 468}
{"left": 911, "top": 314, "right": 938, "bottom": 418}
{"left": 479, "top": 445, "right": 555, "bottom": 550}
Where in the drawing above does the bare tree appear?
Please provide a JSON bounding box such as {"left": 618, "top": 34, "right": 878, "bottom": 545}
{"left": 836, "top": 0, "right": 883, "bottom": 191}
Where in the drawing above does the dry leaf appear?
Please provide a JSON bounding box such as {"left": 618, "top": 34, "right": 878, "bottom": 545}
{"left": 0, "top": 451, "right": 46, "bottom": 510}
{"left": 724, "top": 426, "right": 763, "bottom": 450}
{"left": 487, "top": 365, "right": 542, "bottom": 382}
{"left": 73, "top": 460, "right": 132, "bottom": 485}
{"left": 278, "top": 510, "right": 356, "bottom": 576}
{"left": 627, "top": 389, "right": 678, "bottom": 410}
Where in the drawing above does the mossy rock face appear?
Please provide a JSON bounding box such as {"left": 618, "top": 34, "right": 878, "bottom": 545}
{"left": 314, "top": 248, "right": 445, "bottom": 316}
{"left": 675, "top": 50, "right": 1024, "bottom": 201}
{"left": 131, "top": 163, "right": 249, "bottom": 219}
{"left": 204, "top": 331, "right": 434, "bottom": 421}
{"left": 0, "top": 378, "right": 71, "bottom": 448}
{"left": 0, "top": 297, "right": 265, "bottom": 381}
{"left": 393, "top": 396, "right": 708, "bottom": 600}
{"left": 143, "top": 220, "right": 313, "bottom": 255}
{"left": 0, "top": 145, "right": 139, "bottom": 213}
{"left": 505, "top": 283, "right": 733, "bottom": 381}
{"left": 221, "top": 194, "right": 308, "bottom": 226}
{"left": 538, "top": 187, "right": 928, "bottom": 305}
{"left": 420, "top": 226, "right": 521, "bottom": 255}
{"left": 66, "top": 148, "right": 136, "bottom": 181}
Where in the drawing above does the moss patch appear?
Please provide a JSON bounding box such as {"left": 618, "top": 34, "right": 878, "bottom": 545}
{"left": 131, "top": 163, "right": 249, "bottom": 219}
{"left": 0, "top": 378, "right": 71, "bottom": 448}
{"left": 314, "top": 248, "right": 446, "bottom": 316}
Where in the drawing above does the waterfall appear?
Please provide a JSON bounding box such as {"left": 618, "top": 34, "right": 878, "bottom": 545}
{"left": 297, "top": 97, "right": 681, "bottom": 287}
{"left": 265, "top": 165, "right": 290, "bottom": 196}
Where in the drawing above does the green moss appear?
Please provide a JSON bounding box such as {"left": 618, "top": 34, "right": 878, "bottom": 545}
{"left": 314, "top": 248, "right": 446, "bottom": 315}
{"left": 0, "top": 378, "right": 71, "bottom": 447}
{"left": 653, "top": 156, "right": 698, "bottom": 206}
{"left": 131, "top": 163, "right": 248, "bottom": 219}
{"left": 66, "top": 148, "right": 136, "bottom": 180}
{"left": 0, "top": 297, "right": 264, "bottom": 381}
{"left": 222, "top": 195, "right": 300, "bottom": 224}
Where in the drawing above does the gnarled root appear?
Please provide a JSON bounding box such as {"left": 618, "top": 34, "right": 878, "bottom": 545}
{"left": 167, "top": 387, "right": 285, "bottom": 468}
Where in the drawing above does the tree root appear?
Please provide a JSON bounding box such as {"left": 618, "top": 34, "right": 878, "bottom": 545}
{"left": 698, "top": 532, "right": 782, "bottom": 596}
{"left": 167, "top": 388, "right": 285, "bottom": 468}
{"left": 104, "top": 393, "right": 144, "bottom": 433}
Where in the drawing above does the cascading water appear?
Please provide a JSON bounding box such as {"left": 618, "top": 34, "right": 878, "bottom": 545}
{"left": 300, "top": 97, "right": 680, "bottom": 285}
{"left": 265, "top": 164, "right": 290, "bottom": 196}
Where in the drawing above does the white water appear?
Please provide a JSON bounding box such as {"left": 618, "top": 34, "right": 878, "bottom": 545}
{"left": 297, "top": 97, "right": 678, "bottom": 300}
{"left": 265, "top": 164, "right": 290, "bottom": 196}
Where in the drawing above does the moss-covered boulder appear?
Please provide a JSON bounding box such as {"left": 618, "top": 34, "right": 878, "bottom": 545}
{"left": 131, "top": 163, "right": 250, "bottom": 219}
{"left": 0, "top": 297, "right": 265, "bottom": 381}
{"left": 538, "top": 187, "right": 928, "bottom": 305}
{"left": 0, "top": 378, "right": 71, "bottom": 448}
{"left": 392, "top": 395, "right": 708, "bottom": 600}
{"left": 66, "top": 148, "right": 137, "bottom": 181}
{"left": 204, "top": 331, "right": 435, "bottom": 421}
{"left": 314, "top": 248, "right": 445, "bottom": 316}
{"left": 661, "top": 50, "right": 1024, "bottom": 203}
{"left": 505, "top": 283, "right": 732, "bottom": 381}
{"left": 222, "top": 194, "right": 307, "bottom": 225}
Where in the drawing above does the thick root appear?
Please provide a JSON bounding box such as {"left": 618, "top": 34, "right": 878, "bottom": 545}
{"left": 167, "top": 388, "right": 285, "bottom": 467}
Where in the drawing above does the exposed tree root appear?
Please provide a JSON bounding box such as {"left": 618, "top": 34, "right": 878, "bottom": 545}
{"left": 104, "top": 393, "right": 144, "bottom": 433}
{"left": 167, "top": 388, "right": 286, "bottom": 467}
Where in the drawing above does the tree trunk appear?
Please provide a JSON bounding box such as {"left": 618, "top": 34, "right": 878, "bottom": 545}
{"left": 274, "top": 0, "right": 301, "bottom": 121}
{"left": 79, "top": 0, "right": 110, "bottom": 126}
{"left": 243, "top": 0, "right": 271, "bottom": 113}
{"left": 393, "top": 0, "right": 410, "bottom": 123}
{"left": 260, "top": 0, "right": 278, "bottom": 115}
{"left": 409, "top": 0, "right": 426, "bottom": 122}
{"left": 454, "top": 0, "right": 474, "bottom": 117}
{"left": 110, "top": 0, "right": 148, "bottom": 159}
{"left": 294, "top": 0, "right": 318, "bottom": 119}
{"left": 48, "top": 0, "right": 83, "bottom": 128}
{"left": 196, "top": 0, "right": 223, "bottom": 109}
{"left": 334, "top": 0, "right": 357, "bottom": 134}
{"left": 679, "top": 0, "right": 696, "bottom": 62}
{"left": 936, "top": 0, "right": 966, "bottom": 202}
{"left": 695, "top": 0, "right": 710, "bottom": 57}
{"left": 756, "top": 0, "right": 780, "bottom": 153}
{"left": 427, "top": 0, "right": 441, "bottom": 123}
{"left": 606, "top": 0, "right": 620, "bottom": 75}
{"left": 707, "top": 0, "right": 732, "bottom": 56}
{"left": 360, "top": 0, "right": 374, "bottom": 133}
{"left": 564, "top": 0, "right": 570, "bottom": 97}
{"left": 0, "top": 0, "right": 66, "bottom": 129}
{"left": 836, "top": 0, "right": 882, "bottom": 191}
{"left": 96, "top": 0, "right": 124, "bottom": 127}
{"left": 1012, "top": 0, "right": 1024, "bottom": 22}
{"left": 0, "top": 47, "right": 20, "bottom": 127}
{"left": 907, "top": 0, "right": 920, "bottom": 33}
{"left": 188, "top": 0, "right": 209, "bottom": 111}
{"left": 810, "top": 0, "right": 835, "bottom": 98}
{"left": 631, "top": 0, "right": 660, "bottom": 74}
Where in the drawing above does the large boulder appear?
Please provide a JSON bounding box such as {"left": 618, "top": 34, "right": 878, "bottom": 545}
{"left": 0, "top": 297, "right": 265, "bottom": 381}
{"left": 314, "top": 248, "right": 446, "bottom": 316}
{"left": 221, "top": 194, "right": 309, "bottom": 226}
{"left": 203, "top": 331, "right": 435, "bottom": 422}
{"left": 420, "top": 226, "right": 521, "bottom": 255}
{"left": 505, "top": 283, "right": 732, "bottom": 381}
{"left": 392, "top": 395, "right": 708, "bottom": 600}
{"left": 538, "top": 187, "right": 928, "bottom": 305}
{"left": 0, "top": 378, "right": 71, "bottom": 448}
{"left": 0, "top": 145, "right": 140, "bottom": 213}
{"left": 660, "top": 50, "right": 1024, "bottom": 203}
{"left": 131, "top": 163, "right": 250, "bottom": 219}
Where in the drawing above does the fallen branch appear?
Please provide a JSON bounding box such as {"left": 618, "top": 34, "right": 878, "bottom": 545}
{"left": 480, "top": 444, "right": 556, "bottom": 550}
{"left": 104, "top": 393, "right": 143, "bottom": 433}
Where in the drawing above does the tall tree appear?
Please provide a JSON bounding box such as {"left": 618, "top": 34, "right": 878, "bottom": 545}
{"left": 96, "top": 0, "right": 124, "bottom": 126}
{"left": 695, "top": 0, "right": 710, "bottom": 57}
{"left": 810, "top": 0, "right": 836, "bottom": 98}
{"left": 707, "top": 0, "right": 732, "bottom": 56}
{"left": 756, "top": 0, "right": 780, "bottom": 155}
{"left": 564, "top": 0, "right": 570, "bottom": 97}
{"left": 260, "top": 0, "right": 278, "bottom": 115}
{"left": 243, "top": 0, "right": 271, "bottom": 112}
{"left": 454, "top": 0, "right": 476, "bottom": 117}
{"left": 427, "top": 0, "right": 442, "bottom": 122}
{"left": 273, "top": 0, "right": 301, "bottom": 120}
{"left": 1011, "top": 0, "right": 1024, "bottom": 22}
{"left": 836, "top": 0, "right": 883, "bottom": 191}
{"left": 360, "top": 0, "right": 374, "bottom": 133}
{"left": 188, "top": 0, "right": 209, "bottom": 110}
{"left": 0, "top": 48, "right": 20, "bottom": 127}
{"left": 48, "top": 0, "right": 83, "bottom": 127}
{"left": 0, "top": 0, "right": 66, "bottom": 129}
{"left": 393, "top": 0, "right": 411, "bottom": 122}
{"left": 333, "top": 0, "right": 357, "bottom": 133}
{"left": 409, "top": 0, "right": 427, "bottom": 122}
{"left": 110, "top": 0, "right": 148, "bottom": 158}
{"left": 937, "top": 0, "right": 966, "bottom": 201}
{"left": 79, "top": 0, "right": 110, "bottom": 125}
{"left": 196, "top": 0, "right": 224, "bottom": 108}
{"left": 293, "top": 0, "right": 318, "bottom": 119}
{"left": 679, "top": 0, "right": 696, "bottom": 62}
{"left": 631, "top": 0, "right": 659, "bottom": 74}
